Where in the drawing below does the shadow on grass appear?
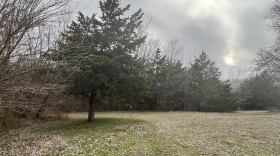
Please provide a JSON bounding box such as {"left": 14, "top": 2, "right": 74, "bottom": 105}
{"left": 41, "top": 117, "right": 137, "bottom": 135}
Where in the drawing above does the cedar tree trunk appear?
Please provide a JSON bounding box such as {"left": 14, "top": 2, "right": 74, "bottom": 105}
{"left": 88, "top": 93, "right": 96, "bottom": 122}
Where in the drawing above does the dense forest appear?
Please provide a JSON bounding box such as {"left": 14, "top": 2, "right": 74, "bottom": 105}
{"left": 0, "top": 0, "right": 279, "bottom": 124}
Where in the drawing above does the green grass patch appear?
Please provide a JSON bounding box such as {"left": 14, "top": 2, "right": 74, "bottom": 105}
{"left": 38, "top": 116, "right": 154, "bottom": 155}
{"left": 40, "top": 117, "right": 136, "bottom": 135}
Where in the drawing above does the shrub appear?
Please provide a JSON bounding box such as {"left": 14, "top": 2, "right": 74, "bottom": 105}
{"left": 267, "top": 107, "right": 280, "bottom": 113}
{"left": 0, "top": 109, "right": 21, "bottom": 132}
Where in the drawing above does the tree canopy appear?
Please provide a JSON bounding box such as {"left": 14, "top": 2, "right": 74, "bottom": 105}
{"left": 56, "top": 0, "right": 148, "bottom": 121}
{"left": 187, "top": 51, "right": 238, "bottom": 112}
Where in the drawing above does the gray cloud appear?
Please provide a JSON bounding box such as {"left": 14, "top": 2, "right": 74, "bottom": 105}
{"left": 77, "top": 0, "right": 275, "bottom": 75}
{"left": 237, "top": 7, "right": 274, "bottom": 51}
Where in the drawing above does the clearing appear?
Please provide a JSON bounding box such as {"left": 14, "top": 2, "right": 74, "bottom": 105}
{"left": 1, "top": 111, "right": 279, "bottom": 155}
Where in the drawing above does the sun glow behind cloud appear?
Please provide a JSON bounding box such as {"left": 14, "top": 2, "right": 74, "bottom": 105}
{"left": 182, "top": 0, "right": 241, "bottom": 67}
{"left": 226, "top": 59, "right": 233, "bottom": 65}
{"left": 223, "top": 52, "right": 235, "bottom": 66}
{"left": 115, "top": 0, "right": 273, "bottom": 72}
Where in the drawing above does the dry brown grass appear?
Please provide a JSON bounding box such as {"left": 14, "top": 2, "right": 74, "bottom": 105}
{"left": 1, "top": 111, "right": 279, "bottom": 155}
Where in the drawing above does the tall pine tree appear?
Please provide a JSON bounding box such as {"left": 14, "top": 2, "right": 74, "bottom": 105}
{"left": 187, "top": 51, "right": 238, "bottom": 112}
{"left": 55, "top": 0, "right": 147, "bottom": 122}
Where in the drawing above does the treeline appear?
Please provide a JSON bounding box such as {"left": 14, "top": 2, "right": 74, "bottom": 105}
{"left": 51, "top": 1, "right": 240, "bottom": 122}
{"left": 0, "top": 0, "right": 280, "bottom": 124}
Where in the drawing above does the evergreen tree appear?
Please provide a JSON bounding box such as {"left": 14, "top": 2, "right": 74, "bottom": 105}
{"left": 56, "top": 0, "right": 147, "bottom": 122}
{"left": 187, "top": 51, "right": 238, "bottom": 112}
{"left": 146, "top": 48, "right": 186, "bottom": 111}
{"left": 240, "top": 71, "right": 280, "bottom": 110}
{"left": 161, "top": 60, "right": 186, "bottom": 110}
{"left": 146, "top": 48, "right": 167, "bottom": 110}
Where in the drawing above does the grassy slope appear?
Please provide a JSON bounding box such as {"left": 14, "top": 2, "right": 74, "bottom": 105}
{"left": 1, "top": 111, "right": 279, "bottom": 155}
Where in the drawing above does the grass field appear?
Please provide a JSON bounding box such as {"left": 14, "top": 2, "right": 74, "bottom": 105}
{"left": 1, "top": 111, "right": 279, "bottom": 155}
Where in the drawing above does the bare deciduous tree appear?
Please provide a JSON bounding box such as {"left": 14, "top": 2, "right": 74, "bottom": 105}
{"left": 251, "top": 0, "right": 280, "bottom": 82}
{"left": 160, "top": 39, "right": 185, "bottom": 110}
{"left": 253, "top": 46, "right": 280, "bottom": 81}
{"left": 163, "top": 39, "right": 185, "bottom": 63}
{"left": 134, "top": 17, "right": 161, "bottom": 75}
{"left": 0, "top": 0, "right": 76, "bottom": 118}
{"left": 0, "top": 0, "right": 73, "bottom": 82}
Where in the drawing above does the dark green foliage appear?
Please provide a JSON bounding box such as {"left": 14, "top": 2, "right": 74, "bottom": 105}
{"left": 139, "top": 49, "right": 238, "bottom": 112}
{"left": 186, "top": 51, "right": 238, "bottom": 112}
{"left": 205, "top": 81, "right": 239, "bottom": 112}
{"left": 247, "top": 0, "right": 280, "bottom": 110}
{"left": 117, "top": 73, "right": 149, "bottom": 110}
{"left": 161, "top": 61, "right": 186, "bottom": 110}
{"left": 239, "top": 71, "right": 280, "bottom": 110}
{"left": 146, "top": 48, "right": 166, "bottom": 110}
{"left": 53, "top": 1, "right": 240, "bottom": 113}
{"left": 55, "top": 0, "right": 148, "bottom": 119}
{"left": 145, "top": 48, "right": 187, "bottom": 111}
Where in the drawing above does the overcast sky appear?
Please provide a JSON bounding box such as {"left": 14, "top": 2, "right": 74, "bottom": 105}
{"left": 76, "top": 0, "right": 275, "bottom": 75}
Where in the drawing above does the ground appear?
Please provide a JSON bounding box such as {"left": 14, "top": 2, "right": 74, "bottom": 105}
{"left": 0, "top": 111, "right": 279, "bottom": 155}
